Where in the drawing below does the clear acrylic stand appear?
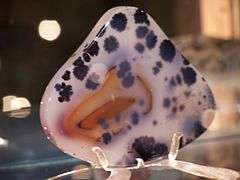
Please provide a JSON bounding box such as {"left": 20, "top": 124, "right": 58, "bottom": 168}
{"left": 49, "top": 133, "right": 240, "bottom": 180}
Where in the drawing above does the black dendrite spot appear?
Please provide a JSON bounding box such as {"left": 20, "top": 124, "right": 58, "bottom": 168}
{"left": 131, "top": 111, "right": 139, "bottom": 125}
{"left": 136, "top": 26, "right": 149, "bottom": 38}
{"left": 134, "top": 8, "right": 150, "bottom": 25}
{"left": 73, "top": 57, "right": 89, "bottom": 81}
{"left": 104, "top": 36, "right": 119, "bottom": 53}
{"left": 159, "top": 40, "right": 176, "bottom": 63}
{"left": 102, "top": 132, "right": 112, "bottom": 145}
{"left": 110, "top": 12, "right": 128, "bottom": 32}
{"left": 135, "top": 43, "right": 145, "bottom": 54}
{"left": 181, "top": 67, "right": 197, "bottom": 86}
{"left": 122, "top": 72, "right": 135, "bottom": 88}
{"left": 84, "top": 40, "right": 99, "bottom": 57}
{"left": 117, "top": 60, "right": 131, "bottom": 78}
{"left": 132, "top": 136, "right": 168, "bottom": 161}
{"left": 145, "top": 31, "right": 157, "bottom": 49}
{"left": 62, "top": 70, "right": 71, "bottom": 81}
{"left": 55, "top": 82, "right": 73, "bottom": 103}
{"left": 163, "top": 97, "right": 171, "bottom": 108}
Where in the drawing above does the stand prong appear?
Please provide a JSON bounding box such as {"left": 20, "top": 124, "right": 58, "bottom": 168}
{"left": 92, "top": 146, "right": 110, "bottom": 171}
{"left": 168, "top": 132, "right": 182, "bottom": 161}
{"left": 92, "top": 146, "right": 132, "bottom": 180}
{"left": 136, "top": 158, "right": 145, "bottom": 168}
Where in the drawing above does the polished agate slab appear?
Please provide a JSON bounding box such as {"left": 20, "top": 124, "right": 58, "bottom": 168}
{"left": 40, "top": 6, "right": 215, "bottom": 166}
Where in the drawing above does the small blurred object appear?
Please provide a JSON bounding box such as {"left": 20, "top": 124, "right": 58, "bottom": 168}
{"left": 0, "top": 137, "right": 8, "bottom": 148}
{"left": 2, "top": 95, "right": 31, "bottom": 118}
{"left": 200, "top": 0, "right": 240, "bottom": 39}
{"left": 210, "top": 85, "right": 240, "bottom": 130}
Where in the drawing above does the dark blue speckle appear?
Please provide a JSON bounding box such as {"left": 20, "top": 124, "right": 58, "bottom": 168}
{"left": 73, "top": 57, "right": 84, "bottom": 66}
{"left": 153, "top": 66, "right": 160, "bottom": 75}
{"left": 181, "top": 67, "right": 197, "bottom": 86}
{"left": 83, "top": 40, "right": 99, "bottom": 57}
{"left": 163, "top": 98, "right": 171, "bottom": 108}
{"left": 110, "top": 13, "right": 127, "bottom": 32}
{"left": 73, "top": 57, "right": 89, "bottom": 81}
{"left": 146, "top": 31, "right": 157, "bottom": 49}
{"left": 104, "top": 36, "right": 119, "bottom": 53}
{"left": 62, "top": 70, "right": 71, "bottom": 81}
{"left": 135, "top": 43, "right": 145, "bottom": 53}
{"left": 102, "top": 132, "right": 112, "bottom": 144}
{"left": 132, "top": 136, "right": 155, "bottom": 161}
{"left": 58, "top": 84, "right": 73, "bottom": 102}
{"left": 122, "top": 73, "right": 135, "bottom": 88}
{"left": 85, "top": 79, "right": 99, "bottom": 90}
{"left": 156, "top": 61, "right": 162, "bottom": 68}
{"left": 132, "top": 136, "right": 168, "bottom": 161}
{"left": 117, "top": 60, "right": 131, "bottom": 78}
{"left": 55, "top": 82, "right": 73, "bottom": 103}
{"left": 159, "top": 40, "right": 176, "bottom": 62}
{"left": 170, "top": 77, "right": 176, "bottom": 87}
{"left": 73, "top": 65, "right": 89, "bottom": 81}
{"left": 54, "top": 83, "right": 63, "bottom": 91}
{"left": 98, "top": 118, "right": 109, "bottom": 129}
{"left": 134, "top": 9, "right": 150, "bottom": 25}
{"left": 136, "top": 26, "right": 149, "bottom": 38}
{"left": 131, "top": 112, "right": 139, "bottom": 125}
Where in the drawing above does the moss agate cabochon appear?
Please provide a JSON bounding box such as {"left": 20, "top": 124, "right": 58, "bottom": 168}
{"left": 40, "top": 6, "right": 215, "bottom": 166}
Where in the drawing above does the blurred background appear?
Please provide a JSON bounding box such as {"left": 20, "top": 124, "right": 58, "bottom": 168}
{"left": 0, "top": 0, "right": 240, "bottom": 179}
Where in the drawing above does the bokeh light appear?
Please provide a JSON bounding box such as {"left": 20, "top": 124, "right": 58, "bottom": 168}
{"left": 0, "top": 137, "right": 8, "bottom": 148}
{"left": 38, "top": 20, "right": 61, "bottom": 41}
